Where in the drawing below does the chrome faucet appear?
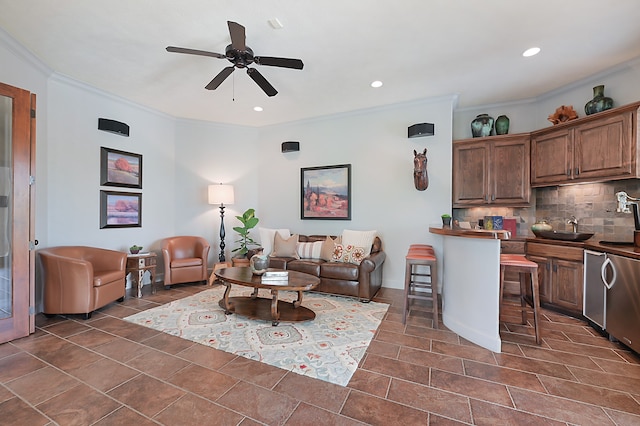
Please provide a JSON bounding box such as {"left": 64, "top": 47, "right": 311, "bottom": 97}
{"left": 567, "top": 216, "right": 578, "bottom": 233}
{"left": 616, "top": 191, "right": 640, "bottom": 213}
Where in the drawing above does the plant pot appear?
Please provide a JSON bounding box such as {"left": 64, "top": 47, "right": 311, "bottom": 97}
{"left": 231, "top": 257, "right": 250, "bottom": 267}
{"left": 130, "top": 249, "right": 140, "bottom": 254}
{"left": 442, "top": 217, "right": 452, "bottom": 227}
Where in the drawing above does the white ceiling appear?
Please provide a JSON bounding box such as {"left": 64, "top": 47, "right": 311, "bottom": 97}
{"left": 1, "top": 0, "right": 640, "bottom": 127}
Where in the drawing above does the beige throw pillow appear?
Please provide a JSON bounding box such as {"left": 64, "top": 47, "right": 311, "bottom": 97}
{"left": 270, "top": 233, "right": 300, "bottom": 258}
{"left": 320, "top": 235, "right": 342, "bottom": 261}
{"left": 297, "top": 241, "right": 323, "bottom": 259}
{"left": 258, "top": 227, "right": 290, "bottom": 256}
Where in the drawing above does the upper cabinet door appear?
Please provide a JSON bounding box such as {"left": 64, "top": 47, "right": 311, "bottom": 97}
{"left": 452, "top": 140, "right": 489, "bottom": 206}
{"left": 452, "top": 135, "right": 530, "bottom": 207}
{"left": 574, "top": 110, "right": 633, "bottom": 180}
{"left": 492, "top": 136, "right": 530, "bottom": 205}
{"left": 531, "top": 128, "right": 573, "bottom": 185}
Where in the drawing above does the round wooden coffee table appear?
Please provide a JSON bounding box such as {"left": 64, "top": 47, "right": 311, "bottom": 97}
{"left": 214, "top": 267, "right": 321, "bottom": 326}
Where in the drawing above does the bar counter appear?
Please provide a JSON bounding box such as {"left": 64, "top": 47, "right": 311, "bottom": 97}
{"left": 429, "top": 225, "right": 511, "bottom": 352}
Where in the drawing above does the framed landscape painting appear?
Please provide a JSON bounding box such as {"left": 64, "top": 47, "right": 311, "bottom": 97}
{"left": 301, "top": 164, "right": 351, "bottom": 220}
{"left": 100, "top": 190, "right": 142, "bottom": 228}
{"left": 100, "top": 147, "right": 142, "bottom": 189}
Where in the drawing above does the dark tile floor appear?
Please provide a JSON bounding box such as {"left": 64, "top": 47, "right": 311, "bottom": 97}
{"left": 1, "top": 283, "right": 639, "bottom": 425}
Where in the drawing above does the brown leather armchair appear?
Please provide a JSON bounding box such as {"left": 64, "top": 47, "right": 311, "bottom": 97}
{"left": 38, "top": 246, "right": 127, "bottom": 319}
{"left": 161, "top": 236, "right": 210, "bottom": 288}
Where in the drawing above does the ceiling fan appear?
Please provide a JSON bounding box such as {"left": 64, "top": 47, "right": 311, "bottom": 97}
{"left": 166, "top": 21, "right": 304, "bottom": 97}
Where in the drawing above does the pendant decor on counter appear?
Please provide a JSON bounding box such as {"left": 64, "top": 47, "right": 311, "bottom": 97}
{"left": 584, "top": 85, "right": 613, "bottom": 115}
{"left": 470, "top": 114, "right": 494, "bottom": 137}
{"left": 495, "top": 115, "right": 510, "bottom": 135}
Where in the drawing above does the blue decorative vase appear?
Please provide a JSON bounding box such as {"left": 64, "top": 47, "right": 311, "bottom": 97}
{"left": 495, "top": 115, "right": 510, "bottom": 135}
{"left": 584, "top": 85, "right": 613, "bottom": 115}
{"left": 471, "top": 114, "right": 494, "bottom": 138}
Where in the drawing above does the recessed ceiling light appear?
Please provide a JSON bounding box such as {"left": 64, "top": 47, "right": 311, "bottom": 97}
{"left": 522, "top": 47, "right": 541, "bottom": 57}
{"left": 371, "top": 80, "right": 383, "bottom": 88}
{"left": 253, "top": 106, "right": 263, "bottom": 112}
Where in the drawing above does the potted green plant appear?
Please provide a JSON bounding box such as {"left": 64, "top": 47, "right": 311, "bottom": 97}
{"left": 231, "top": 208, "right": 259, "bottom": 265}
{"left": 129, "top": 244, "right": 143, "bottom": 254}
{"left": 441, "top": 214, "right": 452, "bottom": 227}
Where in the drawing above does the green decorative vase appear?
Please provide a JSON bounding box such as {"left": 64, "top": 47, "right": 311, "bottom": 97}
{"left": 470, "top": 114, "right": 494, "bottom": 138}
{"left": 495, "top": 115, "right": 509, "bottom": 135}
{"left": 584, "top": 85, "right": 613, "bottom": 115}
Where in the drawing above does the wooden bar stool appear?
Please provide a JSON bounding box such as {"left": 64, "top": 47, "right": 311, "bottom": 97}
{"left": 499, "top": 254, "right": 541, "bottom": 345}
{"left": 403, "top": 246, "right": 438, "bottom": 328}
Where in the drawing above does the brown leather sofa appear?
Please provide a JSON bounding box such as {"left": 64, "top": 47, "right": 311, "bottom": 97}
{"left": 161, "top": 236, "right": 210, "bottom": 288}
{"left": 38, "top": 246, "right": 127, "bottom": 319}
{"left": 265, "top": 235, "right": 385, "bottom": 302}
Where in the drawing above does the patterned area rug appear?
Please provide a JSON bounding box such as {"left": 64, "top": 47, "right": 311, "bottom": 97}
{"left": 124, "top": 286, "right": 389, "bottom": 386}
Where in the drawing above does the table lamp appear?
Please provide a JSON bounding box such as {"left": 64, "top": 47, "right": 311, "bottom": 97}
{"left": 208, "top": 184, "right": 235, "bottom": 262}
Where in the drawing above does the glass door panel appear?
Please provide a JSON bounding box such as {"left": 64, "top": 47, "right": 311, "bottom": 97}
{"left": 0, "top": 95, "right": 12, "bottom": 320}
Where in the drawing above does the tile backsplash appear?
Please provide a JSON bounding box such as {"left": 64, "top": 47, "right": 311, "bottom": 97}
{"left": 453, "top": 179, "right": 640, "bottom": 241}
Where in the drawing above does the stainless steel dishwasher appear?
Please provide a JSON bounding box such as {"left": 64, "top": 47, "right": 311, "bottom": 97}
{"left": 584, "top": 250, "right": 640, "bottom": 353}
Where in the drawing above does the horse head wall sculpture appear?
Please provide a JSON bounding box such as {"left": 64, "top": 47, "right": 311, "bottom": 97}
{"left": 413, "top": 148, "right": 429, "bottom": 191}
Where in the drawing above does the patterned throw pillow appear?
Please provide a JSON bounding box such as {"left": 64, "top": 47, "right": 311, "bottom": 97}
{"left": 331, "top": 243, "right": 367, "bottom": 265}
{"left": 296, "top": 241, "right": 323, "bottom": 259}
{"left": 341, "top": 229, "right": 377, "bottom": 259}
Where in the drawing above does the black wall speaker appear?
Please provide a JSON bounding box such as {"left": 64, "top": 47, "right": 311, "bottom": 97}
{"left": 281, "top": 141, "right": 300, "bottom": 153}
{"left": 98, "top": 118, "right": 130, "bottom": 137}
{"left": 408, "top": 123, "right": 435, "bottom": 138}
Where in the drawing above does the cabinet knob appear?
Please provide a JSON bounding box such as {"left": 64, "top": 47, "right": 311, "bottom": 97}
{"left": 567, "top": 169, "right": 571, "bottom": 177}
{"left": 575, "top": 167, "right": 580, "bottom": 176}
{"left": 491, "top": 194, "right": 496, "bottom": 201}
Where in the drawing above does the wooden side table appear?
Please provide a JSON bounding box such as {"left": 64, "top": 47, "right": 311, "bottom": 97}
{"left": 208, "top": 261, "right": 231, "bottom": 286}
{"left": 126, "top": 252, "right": 157, "bottom": 298}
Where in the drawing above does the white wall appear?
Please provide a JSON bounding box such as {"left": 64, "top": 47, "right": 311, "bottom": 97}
{"left": 46, "top": 76, "right": 177, "bottom": 255}
{"left": 453, "top": 58, "right": 640, "bottom": 139}
{"left": 173, "top": 119, "right": 260, "bottom": 264}
{"left": 257, "top": 98, "right": 455, "bottom": 289}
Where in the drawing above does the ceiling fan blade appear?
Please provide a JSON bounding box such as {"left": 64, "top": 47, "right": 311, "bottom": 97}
{"left": 227, "top": 21, "right": 246, "bottom": 51}
{"left": 247, "top": 68, "right": 277, "bottom": 97}
{"left": 166, "top": 46, "right": 225, "bottom": 59}
{"left": 205, "top": 67, "right": 235, "bottom": 90}
{"left": 254, "top": 56, "right": 304, "bottom": 70}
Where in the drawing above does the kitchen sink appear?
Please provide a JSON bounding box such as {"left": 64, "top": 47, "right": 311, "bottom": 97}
{"left": 532, "top": 230, "right": 595, "bottom": 242}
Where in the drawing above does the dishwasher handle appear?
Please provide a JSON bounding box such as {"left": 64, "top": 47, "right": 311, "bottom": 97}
{"left": 601, "top": 257, "right": 616, "bottom": 290}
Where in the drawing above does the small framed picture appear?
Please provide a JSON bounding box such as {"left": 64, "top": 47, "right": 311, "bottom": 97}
{"left": 301, "top": 164, "right": 351, "bottom": 220}
{"left": 100, "top": 190, "right": 142, "bottom": 228}
{"left": 100, "top": 147, "right": 142, "bottom": 189}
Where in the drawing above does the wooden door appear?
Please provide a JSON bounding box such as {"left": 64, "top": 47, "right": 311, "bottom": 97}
{"left": 531, "top": 128, "right": 573, "bottom": 185}
{"left": 0, "top": 82, "right": 35, "bottom": 343}
{"left": 574, "top": 111, "right": 633, "bottom": 180}
{"left": 527, "top": 255, "right": 551, "bottom": 304}
{"left": 491, "top": 136, "right": 530, "bottom": 205}
{"left": 551, "top": 258, "right": 584, "bottom": 315}
{"left": 452, "top": 140, "right": 488, "bottom": 206}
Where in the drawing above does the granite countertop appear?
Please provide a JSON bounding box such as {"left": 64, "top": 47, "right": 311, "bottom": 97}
{"left": 527, "top": 236, "right": 640, "bottom": 260}
{"left": 429, "top": 225, "right": 511, "bottom": 240}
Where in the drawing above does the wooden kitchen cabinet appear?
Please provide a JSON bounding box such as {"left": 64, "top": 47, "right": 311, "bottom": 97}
{"left": 526, "top": 242, "right": 584, "bottom": 317}
{"left": 453, "top": 134, "right": 530, "bottom": 207}
{"left": 531, "top": 102, "right": 640, "bottom": 186}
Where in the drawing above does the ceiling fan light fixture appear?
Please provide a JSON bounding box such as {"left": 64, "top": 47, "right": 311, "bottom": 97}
{"left": 371, "top": 80, "right": 383, "bottom": 88}
{"left": 522, "top": 47, "right": 541, "bottom": 57}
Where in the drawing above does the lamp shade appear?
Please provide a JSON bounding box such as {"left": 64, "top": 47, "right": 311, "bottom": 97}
{"left": 208, "top": 184, "right": 234, "bottom": 205}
